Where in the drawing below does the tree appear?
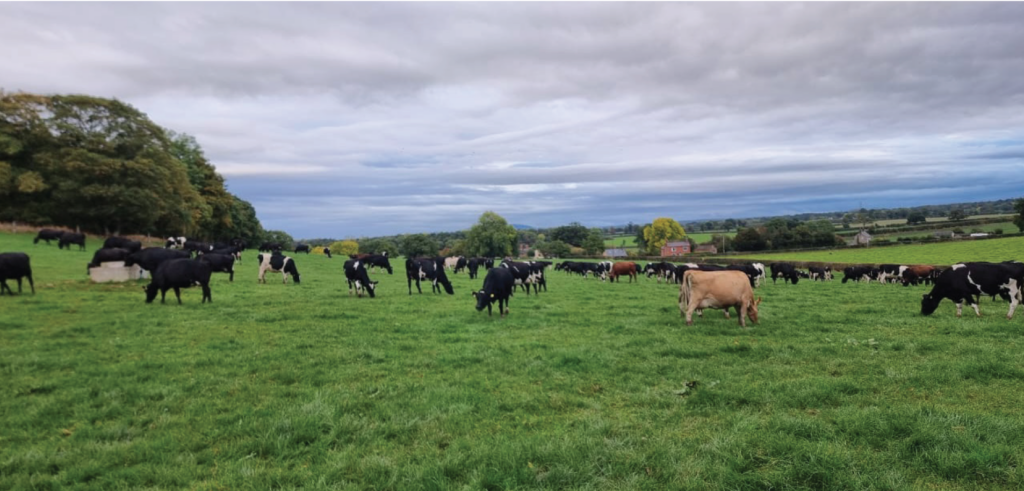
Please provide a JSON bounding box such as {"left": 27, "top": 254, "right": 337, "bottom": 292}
{"left": 841, "top": 214, "right": 853, "bottom": 229}
{"left": 330, "top": 240, "right": 359, "bottom": 257}
{"left": 550, "top": 222, "right": 590, "bottom": 247}
{"left": 724, "top": 218, "right": 737, "bottom": 231}
{"left": 582, "top": 229, "right": 605, "bottom": 255}
{"left": 536, "top": 240, "right": 571, "bottom": 258}
{"left": 1014, "top": 198, "right": 1024, "bottom": 232}
{"left": 948, "top": 209, "right": 967, "bottom": 222}
{"left": 359, "top": 237, "right": 398, "bottom": 255}
{"left": 633, "top": 223, "right": 651, "bottom": 250}
{"left": 227, "top": 196, "right": 264, "bottom": 245}
{"left": 400, "top": 234, "right": 438, "bottom": 258}
{"left": 643, "top": 217, "right": 686, "bottom": 255}
{"left": 464, "top": 211, "right": 518, "bottom": 257}
{"left": 906, "top": 212, "right": 927, "bottom": 225}
{"left": 263, "top": 230, "right": 294, "bottom": 247}
{"left": 732, "top": 227, "right": 767, "bottom": 251}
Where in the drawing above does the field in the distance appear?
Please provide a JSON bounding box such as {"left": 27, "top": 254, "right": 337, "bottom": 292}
{"left": 2, "top": 231, "right": 1024, "bottom": 490}
{"left": 728, "top": 235, "right": 1024, "bottom": 266}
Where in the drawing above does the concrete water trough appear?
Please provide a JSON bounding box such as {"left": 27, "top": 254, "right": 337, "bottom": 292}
{"left": 89, "top": 261, "right": 148, "bottom": 283}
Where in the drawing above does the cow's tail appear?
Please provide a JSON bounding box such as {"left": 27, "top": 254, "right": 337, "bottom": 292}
{"left": 681, "top": 271, "right": 692, "bottom": 307}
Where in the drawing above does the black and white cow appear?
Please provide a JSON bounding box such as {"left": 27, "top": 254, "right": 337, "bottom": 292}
{"left": 125, "top": 248, "right": 192, "bottom": 278}
{"left": 876, "top": 264, "right": 903, "bottom": 284}
{"left": 197, "top": 253, "right": 236, "bottom": 282}
{"left": 406, "top": 257, "right": 454, "bottom": 295}
{"left": 501, "top": 260, "right": 543, "bottom": 294}
{"left": 294, "top": 244, "right": 311, "bottom": 254}
{"left": 34, "top": 229, "right": 64, "bottom": 245}
{"left": 323, "top": 247, "right": 332, "bottom": 259}
{"left": 144, "top": 258, "right": 212, "bottom": 304}
{"left": 344, "top": 259, "right": 378, "bottom": 298}
{"left": 257, "top": 252, "right": 301, "bottom": 284}
{"left": 473, "top": 266, "right": 515, "bottom": 317}
{"left": 103, "top": 236, "right": 142, "bottom": 253}
{"left": 726, "top": 263, "right": 760, "bottom": 288}
{"left": 808, "top": 266, "right": 832, "bottom": 282}
{"left": 769, "top": 263, "right": 800, "bottom": 284}
{"left": 87, "top": 247, "right": 131, "bottom": 274}
{"left": 58, "top": 232, "right": 86, "bottom": 251}
{"left": 184, "top": 241, "right": 214, "bottom": 257}
{"left": 921, "top": 262, "right": 1024, "bottom": 319}
{"left": 258, "top": 242, "right": 282, "bottom": 252}
{"left": 0, "top": 252, "right": 34, "bottom": 296}
{"left": 208, "top": 246, "right": 242, "bottom": 262}
{"left": 166, "top": 236, "right": 187, "bottom": 249}
{"left": 842, "top": 266, "right": 873, "bottom": 284}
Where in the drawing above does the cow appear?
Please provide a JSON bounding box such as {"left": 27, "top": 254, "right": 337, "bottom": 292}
{"left": 0, "top": 253, "right": 34, "bottom": 296}
{"left": 501, "top": 260, "right": 543, "bottom": 293}
{"left": 407, "top": 257, "right": 454, "bottom": 295}
{"left": 454, "top": 256, "right": 468, "bottom": 274}
{"left": 808, "top": 266, "right": 832, "bottom": 282}
{"left": 473, "top": 266, "right": 516, "bottom": 317}
{"left": 208, "top": 246, "right": 242, "bottom": 262}
{"left": 444, "top": 256, "right": 463, "bottom": 271}
{"left": 901, "top": 265, "right": 937, "bottom": 286}
{"left": 58, "top": 232, "right": 86, "bottom": 251}
{"left": 197, "top": 253, "right": 235, "bottom": 282}
{"left": 467, "top": 257, "right": 484, "bottom": 279}
{"left": 34, "top": 229, "right": 64, "bottom": 245}
{"left": 103, "top": 236, "right": 142, "bottom": 253}
{"left": 922, "top": 262, "right": 1024, "bottom": 319}
{"left": 529, "top": 261, "right": 550, "bottom": 292}
{"left": 842, "top": 266, "right": 873, "bottom": 284}
{"left": 751, "top": 263, "right": 767, "bottom": 286}
{"left": 258, "top": 242, "right": 282, "bottom": 252}
{"left": 607, "top": 262, "right": 638, "bottom": 283}
{"left": 323, "top": 247, "right": 332, "bottom": 259}
{"left": 294, "top": 243, "right": 311, "bottom": 254}
{"left": 343, "top": 259, "right": 379, "bottom": 298}
{"left": 86, "top": 247, "right": 131, "bottom": 274}
{"left": 144, "top": 258, "right": 212, "bottom": 304}
{"left": 125, "top": 248, "right": 192, "bottom": 278}
{"left": 349, "top": 253, "right": 393, "bottom": 274}
{"left": 876, "top": 264, "right": 903, "bottom": 284}
{"left": 184, "top": 241, "right": 214, "bottom": 257}
{"left": 166, "top": 236, "right": 187, "bottom": 249}
{"left": 257, "top": 252, "right": 301, "bottom": 284}
{"left": 769, "top": 262, "right": 800, "bottom": 284}
{"left": 726, "top": 263, "right": 761, "bottom": 288}
{"left": 680, "top": 270, "right": 762, "bottom": 328}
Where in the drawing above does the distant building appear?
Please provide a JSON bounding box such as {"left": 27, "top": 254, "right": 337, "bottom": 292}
{"left": 661, "top": 241, "right": 691, "bottom": 256}
{"left": 695, "top": 244, "right": 718, "bottom": 254}
{"left": 852, "top": 230, "right": 872, "bottom": 247}
{"left": 518, "top": 243, "right": 532, "bottom": 257}
{"left": 934, "top": 230, "right": 955, "bottom": 239}
{"left": 603, "top": 248, "right": 628, "bottom": 258}
{"left": 970, "top": 233, "right": 989, "bottom": 238}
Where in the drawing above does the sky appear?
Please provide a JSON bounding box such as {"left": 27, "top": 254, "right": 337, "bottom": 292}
{"left": 2, "top": 2, "right": 1024, "bottom": 238}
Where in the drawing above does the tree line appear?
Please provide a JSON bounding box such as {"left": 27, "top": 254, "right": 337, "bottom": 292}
{"left": 0, "top": 91, "right": 266, "bottom": 244}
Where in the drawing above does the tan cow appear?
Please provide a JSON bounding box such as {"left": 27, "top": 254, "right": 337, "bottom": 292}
{"left": 680, "top": 270, "right": 762, "bottom": 328}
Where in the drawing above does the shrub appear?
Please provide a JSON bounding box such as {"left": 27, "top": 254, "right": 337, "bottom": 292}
{"left": 994, "top": 228, "right": 1004, "bottom": 235}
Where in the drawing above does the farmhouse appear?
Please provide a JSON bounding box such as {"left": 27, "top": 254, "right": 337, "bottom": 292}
{"left": 661, "top": 241, "right": 691, "bottom": 256}
{"left": 934, "top": 230, "right": 955, "bottom": 239}
{"left": 852, "top": 229, "right": 872, "bottom": 247}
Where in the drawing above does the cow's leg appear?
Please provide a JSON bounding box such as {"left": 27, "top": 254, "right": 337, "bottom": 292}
{"left": 16, "top": 278, "right": 22, "bottom": 293}
{"left": 282, "top": 272, "right": 288, "bottom": 284}
{"left": 739, "top": 303, "right": 748, "bottom": 328}
{"left": 971, "top": 301, "right": 981, "bottom": 317}
{"left": 174, "top": 287, "right": 182, "bottom": 304}
{"left": 348, "top": 279, "right": 354, "bottom": 295}
{"left": 229, "top": 269, "right": 234, "bottom": 282}
{"left": 27, "top": 274, "right": 34, "bottom": 294}
{"left": 160, "top": 288, "right": 167, "bottom": 304}
{"left": 202, "top": 284, "right": 211, "bottom": 303}
{"left": 0, "top": 280, "right": 10, "bottom": 295}
{"left": 956, "top": 301, "right": 963, "bottom": 317}
{"left": 723, "top": 308, "right": 731, "bottom": 319}
{"left": 1006, "top": 281, "right": 1021, "bottom": 320}
{"left": 685, "top": 302, "right": 697, "bottom": 326}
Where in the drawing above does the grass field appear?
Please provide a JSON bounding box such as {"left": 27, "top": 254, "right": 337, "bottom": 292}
{"left": 3, "top": 231, "right": 1024, "bottom": 489}
{"left": 868, "top": 214, "right": 1013, "bottom": 227}
{"left": 728, "top": 235, "right": 1024, "bottom": 266}
{"left": 603, "top": 232, "right": 735, "bottom": 250}
{"left": 873, "top": 222, "right": 1017, "bottom": 241}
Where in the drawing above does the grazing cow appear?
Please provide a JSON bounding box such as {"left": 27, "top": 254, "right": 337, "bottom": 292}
{"left": 444, "top": 256, "right": 462, "bottom": 271}
{"left": 751, "top": 263, "right": 767, "bottom": 286}
{"left": 258, "top": 242, "right": 282, "bottom": 252}
{"left": 344, "top": 259, "right": 378, "bottom": 298}
{"left": 454, "top": 256, "right": 468, "bottom": 274}
{"left": 0, "top": 253, "right": 34, "bottom": 295}
{"left": 876, "top": 264, "right": 903, "bottom": 284}
{"left": 184, "top": 241, "right": 214, "bottom": 257}
{"left": 769, "top": 263, "right": 800, "bottom": 284}
{"left": 86, "top": 247, "right": 131, "bottom": 273}
{"left": 209, "top": 246, "right": 242, "bottom": 262}
{"left": 922, "top": 262, "right": 1024, "bottom": 319}
{"left": 323, "top": 247, "right": 332, "bottom": 259}
{"left": 34, "top": 229, "right": 64, "bottom": 245}
{"left": 58, "top": 233, "right": 86, "bottom": 251}
{"left": 529, "top": 261, "right": 550, "bottom": 292}
{"left": 125, "top": 248, "right": 192, "bottom": 277}
{"left": 144, "top": 258, "right": 212, "bottom": 304}
{"left": 257, "top": 252, "right": 301, "bottom": 284}
{"left": 726, "top": 263, "right": 760, "bottom": 288}
{"left": 467, "top": 257, "right": 483, "bottom": 279}
{"left": 197, "top": 253, "right": 236, "bottom": 282}
{"left": 166, "top": 236, "right": 187, "bottom": 249}
{"left": 407, "top": 257, "right": 454, "bottom": 295}
{"left": 473, "top": 266, "right": 515, "bottom": 317}
{"left": 294, "top": 243, "right": 311, "bottom": 254}
{"left": 842, "top": 266, "right": 873, "bottom": 284}
{"left": 901, "top": 265, "right": 936, "bottom": 286}
{"left": 680, "top": 270, "right": 762, "bottom": 328}
{"left": 501, "top": 260, "right": 544, "bottom": 293}
{"left": 808, "top": 266, "right": 832, "bottom": 282}
{"left": 607, "top": 262, "right": 638, "bottom": 283}
{"left": 349, "top": 253, "right": 393, "bottom": 274}
{"left": 103, "top": 236, "right": 142, "bottom": 253}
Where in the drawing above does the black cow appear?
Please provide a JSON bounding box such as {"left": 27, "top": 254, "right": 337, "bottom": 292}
{"left": 103, "top": 236, "right": 142, "bottom": 253}
{"left": 842, "top": 266, "right": 873, "bottom": 284}
{"left": 323, "top": 247, "right": 332, "bottom": 259}
{"left": 473, "top": 266, "right": 515, "bottom": 317}
{"left": 208, "top": 246, "right": 242, "bottom": 262}
{"left": 344, "top": 258, "right": 378, "bottom": 298}
{"left": 87, "top": 247, "right": 130, "bottom": 273}
{"left": 467, "top": 258, "right": 483, "bottom": 279}
{"left": 258, "top": 242, "right": 282, "bottom": 252}
{"left": 454, "top": 256, "right": 468, "bottom": 274}
{"left": 58, "top": 233, "right": 86, "bottom": 251}
{"left": 769, "top": 262, "right": 800, "bottom": 284}
{"left": 257, "top": 252, "right": 301, "bottom": 284}
{"left": 198, "top": 253, "right": 235, "bottom": 282}
{"left": 726, "top": 264, "right": 760, "bottom": 288}
{"left": 144, "top": 258, "right": 212, "bottom": 304}
{"left": 184, "top": 241, "right": 214, "bottom": 257}
{"left": 0, "top": 253, "right": 34, "bottom": 296}
{"left": 530, "top": 261, "right": 551, "bottom": 292}
{"left": 34, "top": 229, "right": 64, "bottom": 245}
{"left": 922, "top": 262, "right": 1024, "bottom": 319}
{"left": 295, "top": 244, "right": 311, "bottom": 254}
{"left": 125, "top": 248, "right": 192, "bottom": 278}
{"left": 406, "top": 257, "right": 454, "bottom": 295}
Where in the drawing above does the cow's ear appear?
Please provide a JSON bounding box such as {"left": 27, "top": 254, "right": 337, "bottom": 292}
{"left": 755, "top": 297, "right": 762, "bottom": 306}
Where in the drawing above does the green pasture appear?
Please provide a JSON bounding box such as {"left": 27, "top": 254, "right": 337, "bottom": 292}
{"left": 3, "top": 231, "right": 1024, "bottom": 490}
{"left": 873, "top": 222, "right": 1017, "bottom": 241}
{"left": 868, "top": 214, "right": 1013, "bottom": 227}
{"left": 728, "top": 235, "right": 1024, "bottom": 266}
{"left": 602, "top": 232, "right": 735, "bottom": 250}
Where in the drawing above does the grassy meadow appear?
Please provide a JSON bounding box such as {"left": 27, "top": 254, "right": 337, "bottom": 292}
{"left": 3, "top": 231, "right": 1024, "bottom": 490}
{"left": 728, "top": 235, "right": 1024, "bottom": 266}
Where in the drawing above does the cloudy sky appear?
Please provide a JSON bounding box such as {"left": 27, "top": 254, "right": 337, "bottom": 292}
{"left": 3, "top": 3, "right": 1023, "bottom": 238}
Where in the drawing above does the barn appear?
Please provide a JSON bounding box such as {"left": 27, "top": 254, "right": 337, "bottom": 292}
{"left": 660, "top": 241, "right": 691, "bottom": 256}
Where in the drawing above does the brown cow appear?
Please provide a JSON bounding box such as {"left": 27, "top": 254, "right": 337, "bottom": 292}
{"left": 680, "top": 270, "right": 762, "bottom": 328}
{"left": 901, "top": 265, "right": 936, "bottom": 286}
{"left": 607, "top": 261, "right": 638, "bottom": 283}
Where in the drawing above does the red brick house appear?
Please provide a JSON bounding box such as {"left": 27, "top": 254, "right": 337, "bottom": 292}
{"left": 661, "top": 241, "right": 691, "bottom": 256}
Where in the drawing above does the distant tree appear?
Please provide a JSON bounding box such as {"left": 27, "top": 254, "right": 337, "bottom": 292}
{"left": 643, "top": 217, "right": 686, "bottom": 255}
{"left": 537, "top": 240, "right": 571, "bottom": 258}
{"left": 359, "top": 237, "right": 398, "bottom": 255}
{"left": 464, "top": 211, "right": 518, "bottom": 258}
{"left": 732, "top": 227, "right": 767, "bottom": 251}
{"left": 948, "top": 209, "right": 967, "bottom": 222}
{"left": 724, "top": 218, "right": 737, "bottom": 230}
{"left": 330, "top": 240, "right": 359, "bottom": 257}
{"left": 399, "top": 234, "right": 439, "bottom": 258}
{"left": 1014, "top": 198, "right": 1024, "bottom": 232}
{"left": 550, "top": 222, "right": 590, "bottom": 247}
{"left": 906, "top": 212, "right": 927, "bottom": 225}
{"left": 263, "top": 230, "right": 295, "bottom": 247}
{"left": 582, "top": 229, "right": 605, "bottom": 255}
{"left": 633, "top": 223, "right": 651, "bottom": 250}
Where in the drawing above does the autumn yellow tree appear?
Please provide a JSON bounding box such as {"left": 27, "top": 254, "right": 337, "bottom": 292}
{"left": 643, "top": 217, "right": 686, "bottom": 255}
{"left": 330, "top": 240, "right": 360, "bottom": 257}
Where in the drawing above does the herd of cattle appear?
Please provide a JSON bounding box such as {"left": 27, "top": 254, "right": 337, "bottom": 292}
{"left": 2, "top": 230, "right": 1023, "bottom": 325}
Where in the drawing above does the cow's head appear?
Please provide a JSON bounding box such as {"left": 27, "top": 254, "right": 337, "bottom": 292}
{"left": 748, "top": 297, "right": 762, "bottom": 324}
{"left": 920, "top": 293, "right": 940, "bottom": 316}
{"left": 473, "top": 290, "right": 492, "bottom": 311}
{"left": 144, "top": 283, "right": 159, "bottom": 303}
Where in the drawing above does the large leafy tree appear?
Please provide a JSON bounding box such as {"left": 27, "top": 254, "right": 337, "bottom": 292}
{"left": 550, "top": 222, "right": 590, "bottom": 247}
{"left": 400, "top": 234, "right": 439, "bottom": 258}
{"left": 582, "top": 228, "right": 605, "bottom": 255}
{"left": 642, "top": 217, "right": 686, "bottom": 255}
{"left": 464, "top": 211, "right": 518, "bottom": 257}
{"left": 330, "top": 240, "right": 360, "bottom": 257}
{"left": 263, "top": 230, "right": 295, "bottom": 247}
{"left": 359, "top": 237, "right": 398, "bottom": 255}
